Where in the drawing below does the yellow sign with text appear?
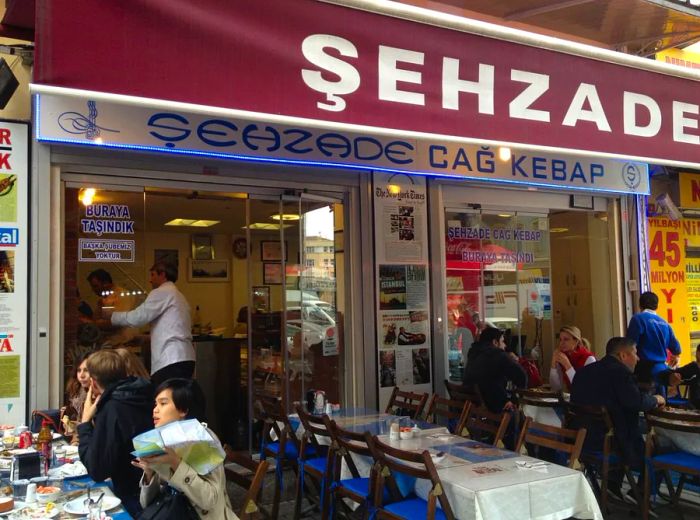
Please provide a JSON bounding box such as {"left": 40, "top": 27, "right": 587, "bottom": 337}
{"left": 679, "top": 171, "right": 700, "bottom": 209}
{"left": 647, "top": 217, "right": 692, "bottom": 364}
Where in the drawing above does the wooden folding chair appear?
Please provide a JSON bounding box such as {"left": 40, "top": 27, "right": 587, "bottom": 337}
{"left": 326, "top": 419, "right": 378, "bottom": 519}
{"left": 294, "top": 403, "right": 334, "bottom": 520}
{"left": 515, "top": 416, "right": 586, "bottom": 468}
{"left": 224, "top": 446, "right": 270, "bottom": 519}
{"left": 368, "top": 435, "right": 456, "bottom": 520}
{"left": 564, "top": 403, "right": 642, "bottom": 514}
{"left": 385, "top": 387, "right": 429, "bottom": 419}
{"left": 643, "top": 408, "right": 700, "bottom": 520}
{"left": 255, "top": 397, "right": 300, "bottom": 520}
{"left": 423, "top": 394, "right": 470, "bottom": 435}
{"left": 444, "top": 380, "right": 482, "bottom": 407}
{"left": 462, "top": 405, "right": 511, "bottom": 446}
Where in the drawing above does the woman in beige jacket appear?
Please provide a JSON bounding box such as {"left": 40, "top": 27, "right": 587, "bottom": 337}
{"left": 132, "top": 378, "right": 238, "bottom": 519}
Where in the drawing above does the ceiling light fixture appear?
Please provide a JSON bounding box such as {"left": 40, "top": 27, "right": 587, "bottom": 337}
{"left": 270, "top": 213, "right": 300, "bottom": 221}
{"left": 165, "top": 218, "right": 220, "bottom": 227}
{"left": 80, "top": 188, "right": 96, "bottom": 206}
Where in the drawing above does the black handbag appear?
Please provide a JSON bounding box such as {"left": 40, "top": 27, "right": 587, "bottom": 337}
{"left": 138, "top": 486, "right": 199, "bottom": 520}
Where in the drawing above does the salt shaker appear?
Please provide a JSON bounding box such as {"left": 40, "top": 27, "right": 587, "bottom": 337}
{"left": 324, "top": 402, "right": 333, "bottom": 415}
{"left": 389, "top": 420, "right": 400, "bottom": 440}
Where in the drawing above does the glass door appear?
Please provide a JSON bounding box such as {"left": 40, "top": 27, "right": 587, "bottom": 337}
{"left": 444, "top": 208, "right": 551, "bottom": 382}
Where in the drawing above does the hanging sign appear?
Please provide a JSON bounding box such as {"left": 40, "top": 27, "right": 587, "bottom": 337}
{"left": 0, "top": 121, "right": 29, "bottom": 424}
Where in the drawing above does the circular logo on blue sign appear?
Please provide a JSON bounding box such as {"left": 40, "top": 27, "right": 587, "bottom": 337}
{"left": 622, "top": 163, "right": 642, "bottom": 190}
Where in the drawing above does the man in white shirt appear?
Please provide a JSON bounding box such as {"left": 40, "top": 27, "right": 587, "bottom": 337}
{"left": 111, "top": 262, "right": 195, "bottom": 386}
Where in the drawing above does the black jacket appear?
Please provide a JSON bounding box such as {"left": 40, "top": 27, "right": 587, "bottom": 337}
{"left": 660, "top": 362, "right": 700, "bottom": 409}
{"left": 571, "top": 355, "right": 658, "bottom": 461}
{"left": 78, "top": 377, "right": 154, "bottom": 502}
{"left": 463, "top": 341, "right": 527, "bottom": 413}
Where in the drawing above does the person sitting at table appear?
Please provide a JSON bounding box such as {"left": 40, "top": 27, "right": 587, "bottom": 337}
{"left": 63, "top": 351, "right": 93, "bottom": 445}
{"left": 133, "top": 378, "right": 237, "bottom": 519}
{"left": 463, "top": 326, "right": 527, "bottom": 448}
{"left": 571, "top": 336, "right": 665, "bottom": 502}
{"left": 549, "top": 325, "right": 596, "bottom": 392}
{"left": 115, "top": 347, "right": 151, "bottom": 380}
{"left": 78, "top": 349, "right": 154, "bottom": 516}
{"left": 658, "top": 343, "right": 700, "bottom": 409}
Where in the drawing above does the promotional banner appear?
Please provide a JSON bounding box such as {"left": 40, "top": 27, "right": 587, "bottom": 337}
{"left": 35, "top": 0, "right": 700, "bottom": 167}
{"left": 374, "top": 172, "right": 431, "bottom": 408}
{"left": 0, "top": 121, "right": 29, "bottom": 424}
{"left": 647, "top": 216, "right": 692, "bottom": 364}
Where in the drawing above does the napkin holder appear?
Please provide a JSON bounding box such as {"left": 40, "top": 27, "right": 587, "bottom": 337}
{"left": 10, "top": 452, "right": 41, "bottom": 480}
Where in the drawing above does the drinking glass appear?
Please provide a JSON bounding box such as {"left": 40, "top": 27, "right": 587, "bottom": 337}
{"left": 2, "top": 434, "right": 14, "bottom": 450}
{"left": 87, "top": 501, "right": 102, "bottom": 520}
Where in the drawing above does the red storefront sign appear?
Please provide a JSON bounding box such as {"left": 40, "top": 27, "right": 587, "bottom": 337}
{"left": 35, "top": 0, "right": 700, "bottom": 165}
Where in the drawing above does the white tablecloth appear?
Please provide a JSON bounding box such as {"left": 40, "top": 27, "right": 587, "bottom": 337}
{"left": 414, "top": 456, "right": 602, "bottom": 520}
{"left": 521, "top": 400, "right": 562, "bottom": 427}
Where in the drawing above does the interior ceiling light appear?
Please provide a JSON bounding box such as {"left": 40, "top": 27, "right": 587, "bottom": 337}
{"left": 80, "top": 188, "right": 96, "bottom": 206}
{"left": 165, "top": 218, "right": 220, "bottom": 227}
{"left": 271, "top": 213, "right": 300, "bottom": 221}
{"left": 549, "top": 227, "right": 569, "bottom": 233}
{"left": 497, "top": 213, "right": 512, "bottom": 218}
{"left": 242, "top": 222, "right": 292, "bottom": 230}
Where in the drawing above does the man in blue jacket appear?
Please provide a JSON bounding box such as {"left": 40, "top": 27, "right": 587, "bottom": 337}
{"left": 626, "top": 291, "right": 681, "bottom": 388}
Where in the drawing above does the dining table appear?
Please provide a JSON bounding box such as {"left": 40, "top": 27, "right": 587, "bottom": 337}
{"left": 291, "top": 407, "right": 603, "bottom": 520}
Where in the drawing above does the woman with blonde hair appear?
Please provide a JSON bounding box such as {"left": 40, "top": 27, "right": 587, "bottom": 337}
{"left": 549, "top": 325, "right": 596, "bottom": 391}
{"left": 115, "top": 348, "right": 150, "bottom": 380}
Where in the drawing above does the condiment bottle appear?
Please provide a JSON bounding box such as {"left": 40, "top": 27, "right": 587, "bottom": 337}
{"left": 389, "top": 420, "right": 400, "bottom": 440}
{"left": 37, "top": 421, "right": 53, "bottom": 475}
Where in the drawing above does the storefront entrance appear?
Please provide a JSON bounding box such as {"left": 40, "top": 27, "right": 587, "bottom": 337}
{"left": 442, "top": 196, "right": 617, "bottom": 385}
{"left": 63, "top": 183, "right": 345, "bottom": 450}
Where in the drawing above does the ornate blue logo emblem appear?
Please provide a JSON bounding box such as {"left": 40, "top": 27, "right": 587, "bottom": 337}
{"left": 58, "top": 100, "right": 120, "bottom": 140}
{"left": 622, "top": 163, "right": 642, "bottom": 190}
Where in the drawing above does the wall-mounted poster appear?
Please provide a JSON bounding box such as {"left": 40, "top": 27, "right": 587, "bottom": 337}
{"left": 373, "top": 172, "right": 432, "bottom": 410}
{"left": 0, "top": 121, "right": 28, "bottom": 424}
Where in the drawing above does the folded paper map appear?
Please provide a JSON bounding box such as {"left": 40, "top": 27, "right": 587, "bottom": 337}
{"left": 132, "top": 419, "right": 225, "bottom": 475}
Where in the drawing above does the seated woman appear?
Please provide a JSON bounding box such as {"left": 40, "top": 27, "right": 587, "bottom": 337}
{"left": 549, "top": 325, "right": 596, "bottom": 391}
{"left": 133, "top": 379, "right": 236, "bottom": 519}
{"left": 63, "top": 351, "right": 92, "bottom": 444}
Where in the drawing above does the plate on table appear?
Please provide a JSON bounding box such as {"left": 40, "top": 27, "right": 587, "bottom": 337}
{"left": 0, "top": 502, "right": 60, "bottom": 518}
{"left": 63, "top": 495, "right": 121, "bottom": 515}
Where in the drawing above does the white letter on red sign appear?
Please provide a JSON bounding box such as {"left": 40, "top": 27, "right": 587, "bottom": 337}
{"left": 301, "top": 34, "right": 361, "bottom": 112}
{"left": 378, "top": 46, "right": 425, "bottom": 106}
{"left": 623, "top": 92, "right": 661, "bottom": 137}
{"left": 672, "top": 101, "right": 700, "bottom": 145}
{"left": 442, "top": 59, "right": 494, "bottom": 114}
{"left": 509, "top": 70, "right": 550, "bottom": 122}
{"left": 562, "top": 83, "right": 611, "bottom": 132}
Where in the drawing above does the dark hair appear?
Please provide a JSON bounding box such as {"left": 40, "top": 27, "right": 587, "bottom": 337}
{"left": 150, "top": 262, "right": 178, "bottom": 283}
{"left": 87, "top": 268, "right": 112, "bottom": 284}
{"left": 606, "top": 336, "right": 636, "bottom": 356}
{"left": 154, "top": 378, "right": 206, "bottom": 422}
{"left": 480, "top": 326, "right": 504, "bottom": 346}
{"left": 236, "top": 306, "right": 248, "bottom": 324}
{"left": 639, "top": 291, "right": 659, "bottom": 311}
{"left": 87, "top": 349, "right": 127, "bottom": 389}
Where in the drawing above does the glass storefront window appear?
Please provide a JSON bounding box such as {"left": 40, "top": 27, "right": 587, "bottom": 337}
{"left": 64, "top": 185, "right": 345, "bottom": 452}
{"left": 445, "top": 204, "right": 614, "bottom": 386}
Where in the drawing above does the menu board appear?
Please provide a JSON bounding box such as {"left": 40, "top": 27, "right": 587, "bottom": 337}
{"left": 0, "top": 121, "right": 29, "bottom": 424}
{"left": 373, "top": 173, "right": 432, "bottom": 410}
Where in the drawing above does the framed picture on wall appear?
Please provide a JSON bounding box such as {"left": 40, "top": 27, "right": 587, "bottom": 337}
{"left": 192, "top": 234, "right": 214, "bottom": 260}
{"left": 263, "top": 262, "right": 283, "bottom": 284}
{"left": 188, "top": 259, "right": 230, "bottom": 282}
{"left": 260, "top": 240, "right": 287, "bottom": 262}
{"left": 252, "top": 286, "right": 270, "bottom": 312}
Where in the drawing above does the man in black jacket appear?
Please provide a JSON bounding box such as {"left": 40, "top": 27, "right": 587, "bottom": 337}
{"left": 78, "top": 350, "right": 153, "bottom": 516}
{"left": 463, "top": 327, "right": 527, "bottom": 448}
{"left": 571, "top": 337, "right": 664, "bottom": 501}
